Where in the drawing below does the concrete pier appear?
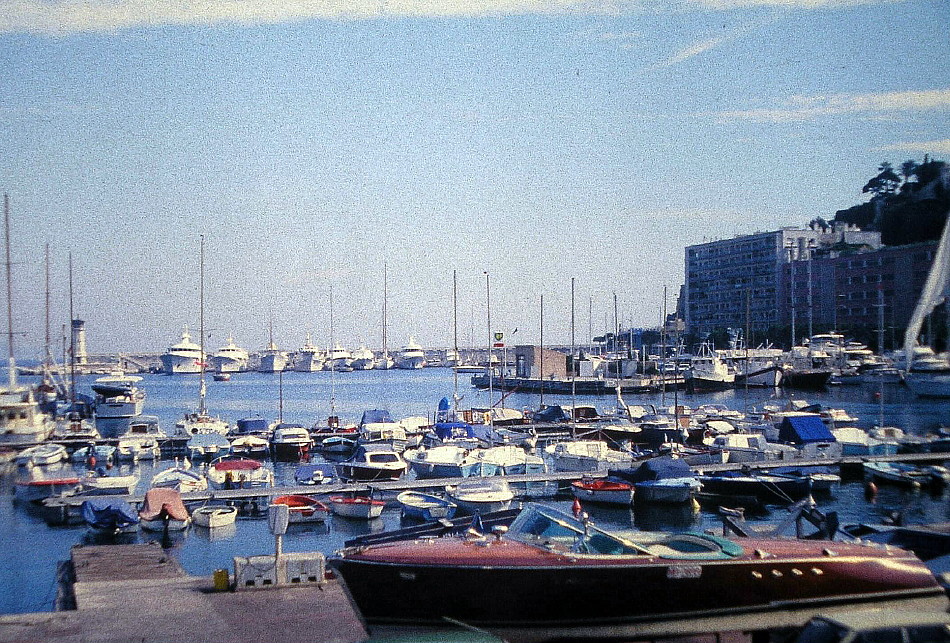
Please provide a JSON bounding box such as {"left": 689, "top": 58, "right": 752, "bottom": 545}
{"left": 0, "top": 543, "right": 367, "bottom": 643}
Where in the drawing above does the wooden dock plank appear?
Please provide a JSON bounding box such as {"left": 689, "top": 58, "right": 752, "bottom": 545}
{"left": 71, "top": 543, "right": 184, "bottom": 583}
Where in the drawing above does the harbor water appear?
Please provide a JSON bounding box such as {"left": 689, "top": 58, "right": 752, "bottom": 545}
{"left": 3, "top": 367, "right": 950, "bottom": 615}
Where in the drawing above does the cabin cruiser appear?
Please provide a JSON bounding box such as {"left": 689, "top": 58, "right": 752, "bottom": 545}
{"left": 270, "top": 423, "right": 312, "bottom": 460}
{"left": 160, "top": 326, "right": 204, "bottom": 374}
{"left": 395, "top": 336, "right": 426, "bottom": 369}
{"left": 258, "top": 338, "right": 288, "bottom": 373}
{"left": 211, "top": 333, "right": 249, "bottom": 373}
{"left": 328, "top": 502, "right": 948, "bottom": 636}
{"left": 92, "top": 374, "right": 145, "bottom": 420}
{"left": 0, "top": 385, "right": 54, "bottom": 446}
{"left": 327, "top": 343, "right": 353, "bottom": 371}
{"left": 544, "top": 440, "right": 636, "bottom": 473}
{"left": 685, "top": 342, "right": 735, "bottom": 392}
{"left": 335, "top": 444, "right": 408, "bottom": 482}
{"left": 292, "top": 333, "right": 324, "bottom": 372}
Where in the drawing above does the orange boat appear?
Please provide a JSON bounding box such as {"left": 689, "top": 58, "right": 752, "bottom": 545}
{"left": 571, "top": 477, "right": 635, "bottom": 506}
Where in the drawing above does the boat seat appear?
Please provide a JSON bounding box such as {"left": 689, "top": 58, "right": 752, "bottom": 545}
{"left": 645, "top": 534, "right": 729, "bottom": 559}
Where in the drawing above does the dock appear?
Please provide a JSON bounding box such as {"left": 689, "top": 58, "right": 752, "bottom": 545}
{"left": 0, "top": 542, "right": 367, "bottom": 643}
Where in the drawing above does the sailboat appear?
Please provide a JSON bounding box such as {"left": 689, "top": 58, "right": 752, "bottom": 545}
{"left": 903, "top": 212, "right": 950, "bottom": 397}
{"left": 376, "top": 262, "right": 394, "bottom": 370}
{"left": 175, "top": 237, "right": 230, "bottom": 436}
{"left": 0, "top": 195, "right": 54, "bottom": 446}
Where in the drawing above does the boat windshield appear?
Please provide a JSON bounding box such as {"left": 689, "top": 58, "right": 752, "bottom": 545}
{"left": 507, "top": 504, "right": 647, "bottom": 556}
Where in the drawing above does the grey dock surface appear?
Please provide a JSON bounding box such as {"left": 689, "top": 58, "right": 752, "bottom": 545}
{"left": 0, "top": 542, "right": 367, "bottom": 643}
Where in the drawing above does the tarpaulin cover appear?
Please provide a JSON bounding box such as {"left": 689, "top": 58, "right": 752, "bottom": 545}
{"left": 778, "top": 415, "right": 835, "bottom": 444}
{"left": 434, "top": 422, "right": 475, "bottom": 440}
{"left": 236, "top": 417, "right": 268, "bottom": 433}
{"left": 81, "top": 498, "right": 138, "bottom": 529}
{"left": 609, "top": 457, "right": 693, "bottom": 483}
{"left": 139, "top": 488, "right": 189, "bottom": 521}
{"left": 533, "top": 405, "right": 570, "bottom": 423}
{"left": 360, "top": 409, "right": 395, "bottom": 425}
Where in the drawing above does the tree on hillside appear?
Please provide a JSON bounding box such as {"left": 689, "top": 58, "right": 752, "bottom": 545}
{"left": 862, "top": 161, "right": 901, "bottom": 197}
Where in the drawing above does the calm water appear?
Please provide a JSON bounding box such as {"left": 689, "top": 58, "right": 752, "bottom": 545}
{"left": 3, "top": 368, "right": 950, "bottom": 614}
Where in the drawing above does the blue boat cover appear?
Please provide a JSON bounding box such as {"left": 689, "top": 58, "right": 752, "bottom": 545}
{"left": 294, "top": 463, "right": 336, "bottom": 483}
{"left": 236, "top": 417, "right": 268, "bottom": 433}
{"left": 81, "top": 498, "right": 138, "bottom": 530}
{"left": 434, "top": 421, "right": 475, "bottom": 440}
{"left": 360, "top": 409, "right": 394, "bottom": 425}
{"left": 533, "top": 405, "right": 570, "bottom": 423}
{"left": 778, "top": 415, "right": 835, "bottom": 444}
{"left": 438, "top": 397, "right": 450, "bottom": 411}
{"left": 609, "top": 457, "right": 694, "bottom": 483}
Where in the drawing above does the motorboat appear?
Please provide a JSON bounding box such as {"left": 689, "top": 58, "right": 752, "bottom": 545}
{"left": 79, "top": 468, "right": 140, "bottom": 495}
{"left": 293, "top": 463, "right": 336, "bottom": 485}
{"left": 329, "top": 495, "right": 386, "bottom": 520}
{"left": 544, "top": 440, "right": 636, "bottom": 473}
{"left": 328, "top": 502, "right": 949, "bottom": 635}
{"left": 311, "top": 415, "right": 358, "bottom": 448}
{"left": 232, "top": 415, "right": 272, "bottom": 438}
{"left": 864, "top": 461, "right": 950, "bottom": 489}
{"left": 14, "top": 475, "right": 81, "bottom": 502}
{"left": 14, "top": 443, "right": 67, "bottom": 467}
{"left": 395, "top": 336, "right": 426, "bottom": 369}
{"left": 271, "top": 494, "right": 330, "bottom": 523}
{"left": 116, "top": 435, "right": 160, "bottom": 461}
{"left": 70, "top": 444, "right": 117, "bottom": 466}
{"left": 81, "top": 498, "right": 139, "bottom": 535}
{"left": 350, "top": 344, "right": 376, "bottom": 370}
{"left": 0, "top": 384, "right": 55, "bottom": 446}
{"left": 186, "top": 432, "right": 231, "bottom": 461}
{"left": 445, "top": 477, "right": 514, "bottom": 515}
{"left": 396, "top": 490, "right": 458, "bottom": 521}
{"left": 211, "top": 333, "right": 249, "bottom": 373}
{"left": 91, "top": 374, "right": 145, "bottom": 420}
{"left": 831, "top": 426, "right": 899, "bottom": 456}
{"left": 335, "top": 444, "right": 408, "bottom": 482}
{"left": 610, "top": 457, "right": 701, "bottom": 504}
{"left": 212, "top": 372, "right": 231, "bottom": 382}
{"left": 685, "top": 342, "right": 736, "bottom": 392}
{"left": 474, "top": 445, "right": 546, "bottom": 476}
{"left": 358, "top": 409, "right": 408, "bottom": 452}
{"left": 51, "top": 412, "right": 100, "bottom": 441}
{"left": 443, "top": 348, "right": 460, "bottom": 368}
{"left": 120, "top": 415, "right": 166, "bottom": 442}
{"left": 403, "top": 445, "right": 482, "bottom": 479}
{"left": 138, "top": 488, "right": 190, "bottom": 531}
{"left": 160, "top": 326, "right": 204, "bottom": 374}
{"left": 571, "top": 477, "right": 635, "bottom": 506}
{"left": 228, "top": 434, "right": 270, "bottom": 458}
{"left": 175, "top": 410, "right": 230, "bottom": 437}
{"left": 292, "top": 333, "right": 324, "bottom": 372}
{"left": 259, "top": 320, "right": 288, "bottom": 373}
{"left": 150, "top": 466, "right": 208, "bottom": 493}
{"left": 697, "top": 470, "right": 813, "bottom": 504}
{"left": 320, "top": 435, "right": 358, "bottom": 456}
{"left": 192, "top": 504, "right": 238, "bottom": 529}
{"left": 270, "top": 423, "right": 312, "bottom": 461}
{"left": 207, "top": 457, "right": 274, "bottom": 490}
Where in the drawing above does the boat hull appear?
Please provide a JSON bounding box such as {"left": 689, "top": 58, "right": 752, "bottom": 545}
{"left": 192, "top": 506, "right": 238, "bottom": 528}
{"left": 330, "top": 555, "right": 948, "bottom": 634}
{"left": 904, "top": 371, "right": 950, "bottom": 398}
{"left": 335, "top": 462, "right": 406, "bottom": 482}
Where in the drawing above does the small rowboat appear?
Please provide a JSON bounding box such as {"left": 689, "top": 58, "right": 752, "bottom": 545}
{"left": 192, "top": 505, "right": 238, "bottom": 529}
{"left": 571, "top": 477, "right": 635, "bottom": 506}
{"left": 271, "top": 494, "right": 330, "bottom": 523}
{"left": 396, "top": 490, "right": 457, "bottom": 522}
{"left": 329, "top": 495, "right": 386, "bottom": 520}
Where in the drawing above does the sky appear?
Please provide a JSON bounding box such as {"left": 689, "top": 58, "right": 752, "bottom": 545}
{"left": 1, "top": 0, "right": 948, "bottom": 358}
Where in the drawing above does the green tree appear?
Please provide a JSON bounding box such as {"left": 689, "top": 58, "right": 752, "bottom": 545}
{"left": 862, "top": 161, "right": 901, "bottom": 197}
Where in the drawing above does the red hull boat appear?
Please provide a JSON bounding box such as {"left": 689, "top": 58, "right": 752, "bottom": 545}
{"left": 328, "top": 503, "right": 947, "bottom": 638}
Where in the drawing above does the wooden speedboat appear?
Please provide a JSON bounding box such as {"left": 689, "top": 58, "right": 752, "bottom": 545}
{"left": 571, "top": 477, "right": 635, "bottom": 506}
{"left": 328, "top": 503, "right": 948, "bottom": 637}
{"left": 192, "top": 505, "right": 238, "bottom": 529}
{"left": 329, "top": 495, "right": 385, "bottom": 520}
{"left": 271, "top": 494, "right": 330, "bottom": 523}
{"left": 397, "top": 490, "right": 457, "bottom": 521}
{"left": 139, "top": 488, "right": 190, "bottom": 531}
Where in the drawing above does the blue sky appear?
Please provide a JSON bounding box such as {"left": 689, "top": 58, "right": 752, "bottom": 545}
{"left": 1, "top": 0, "right": 948, "bottom": 357}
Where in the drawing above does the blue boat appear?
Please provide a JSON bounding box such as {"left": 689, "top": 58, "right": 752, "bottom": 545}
{"left": 81, "top": 498, "right": 139, "bottom": 534}
{"left": 396, "top": 490, "right": 457, "bottom": 521}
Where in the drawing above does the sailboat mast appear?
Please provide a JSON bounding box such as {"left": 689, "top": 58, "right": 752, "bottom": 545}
{"left": 4, "top": 195, "right": 16, "bottom": 389}
{"left": 329, "top": 285, "right": 336, "bottom": 414}
{"left": 382, "top": 262, "right": 388, "bottom": 361}
{"left": 485, "top": 271, "right": 493, "bottom": 419}
{"left": 570, "top": 278, "right": 576, "bottom": 414}
{"left": 68, "top": 253, "right": 76, "bottom": 404}
{"left": 453, "top": 270, "right": 459, "bottom": 413}
{"left": 198, "top": 235, "right": 206, "bottom": 416}
{"left": 45, "top": 244, "right": 51, "bottom": 370}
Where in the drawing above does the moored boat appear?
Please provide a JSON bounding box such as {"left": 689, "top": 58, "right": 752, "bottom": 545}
{"left": 192, "top": 504, "right": 238, "bottom": 529}
{"left": 15, "top": 443, "right": 67, "bottom": 467}
{"left": 610, "top": 457, "right": 701, "bottom": 504}
{"left": 329, "top": 495, "right": 386, "bottom": 520}
{"left": 138, "top": 488, "right": 190, "bottom": 531}
{"left": 14, "top": 475, "right": 81, "bottom": 502}
{"left": 335, "top": 444, "right": 407, "bottom": 482}
{"left": 272, "top": 494, "right": 330, "bottom": 523}
{"left": 327, "top": 502, "right": 949, "bottom": 636}
{"left": 445, "top": 477, "right": 514, "bottom": 515}
{"left": 270, "top": 423, "right": 312, "bottom": 461}
{"left": 571, "top": 477, "right": 635, "bottom": 506}
{"left": 207, "top": 457, "right": 274, "bottom": 490}
{"left": 150, "top": 466, "right": 208, "bottom": 493}
{"left": 81, "top": 498, "right": 139, "bottom": 535}
{"left": 79, "top": 468, "right": 140, "bottom": 495}
{"left": 396, "top": 490, "right": 457, "bottom": 521}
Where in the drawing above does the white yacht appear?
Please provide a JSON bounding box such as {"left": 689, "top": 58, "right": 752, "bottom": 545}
{"left": 685, "top": 342, "right": 735, "bottom": 391}
{"left": 160, "top": 326, "right": 204, "bottom": 374}
{"left": 259, "top": 339, "right": 288, "bottom": 373}
{"left": 211, "top": 333, "right": 249, "bottom": 373}
{"left": 293, "top": 333, "right": 324, "bottom": 372}
{"left": 396, "top": 336, "right": 426, "bottom": 369}
{"left": 327, "top": 343, "right": 353, "bottom": 371}
{"left": 92, "top": 373, "right": 145, "bottom": 419}
{"left": 350, "top": 344, "right": 376, "bottom": 370}
{"left": 443, "top": 348, "right": 460, "bottom": 368}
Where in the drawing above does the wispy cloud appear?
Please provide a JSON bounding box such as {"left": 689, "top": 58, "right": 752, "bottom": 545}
{"left": 716, "top": 88, "right": 950, "bottom": 122}
{"left": 875, "top": 139, "right": 950, "bottom": 154}
{"left": 0, "top": 0, "right": 910, "bottom": 35}
{"left": 637, "top": 15, "right": 776, "bottom": 74}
